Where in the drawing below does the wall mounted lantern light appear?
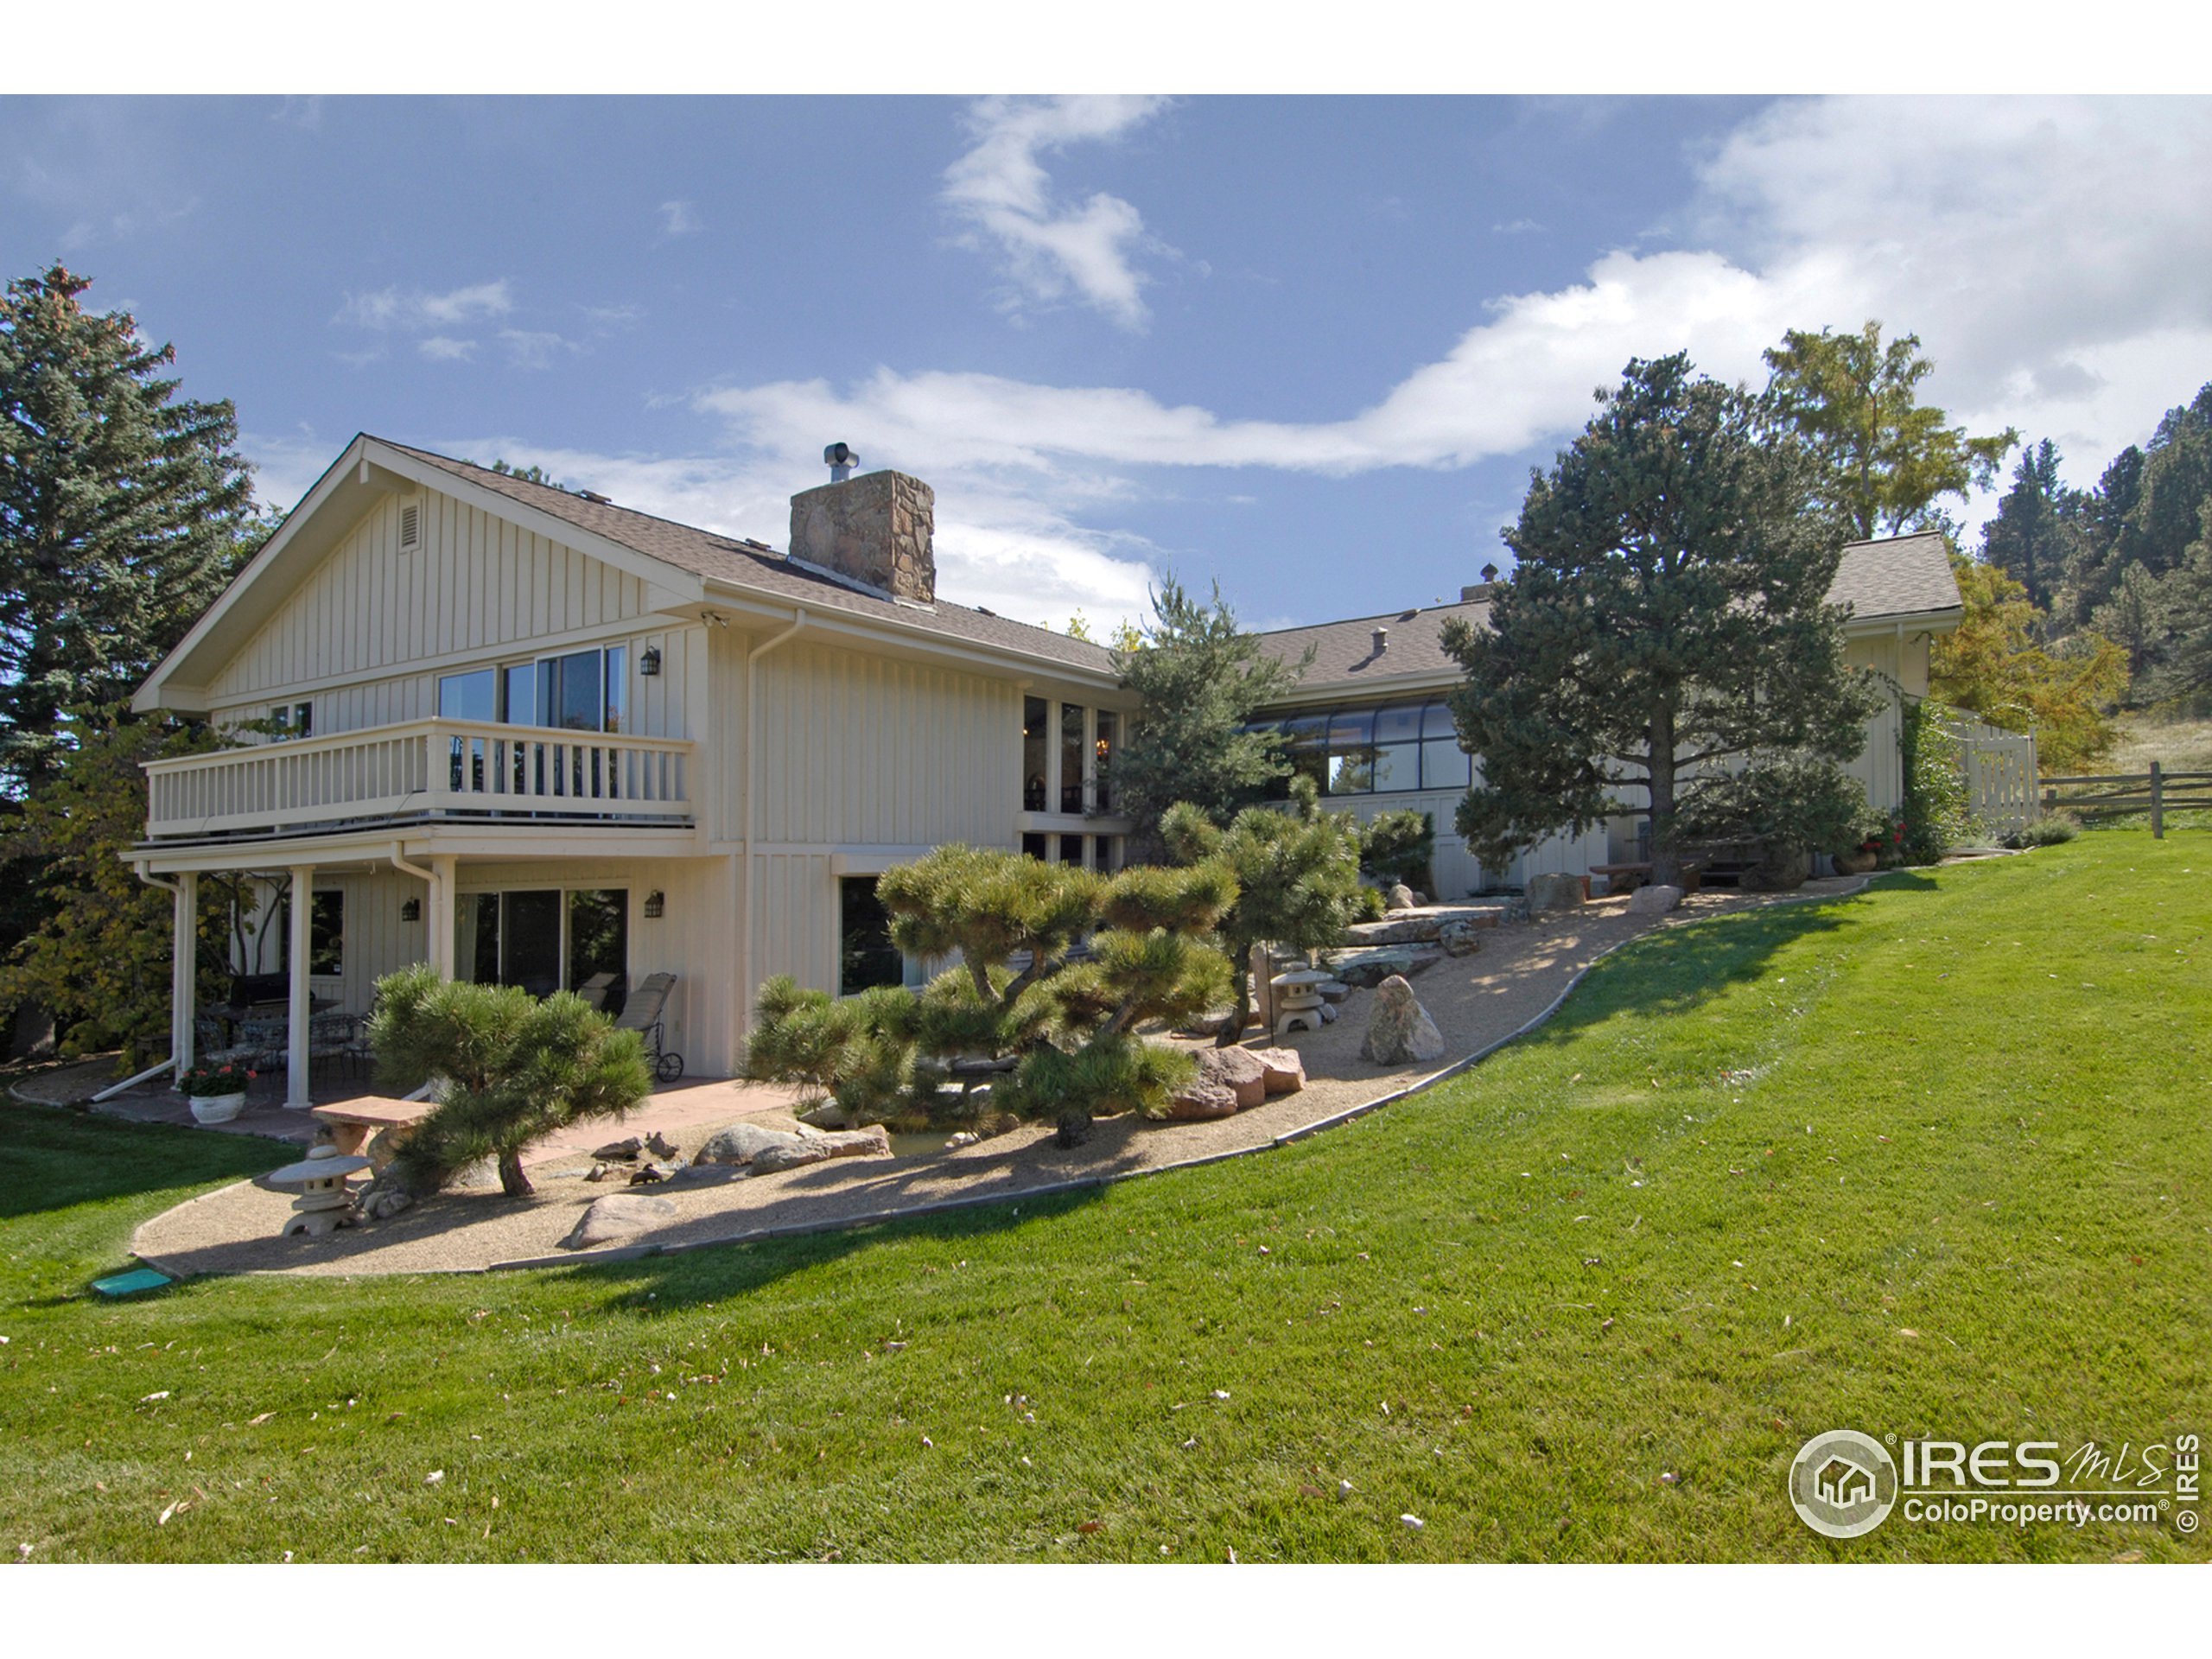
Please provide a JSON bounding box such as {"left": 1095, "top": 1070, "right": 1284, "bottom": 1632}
{"left": 399, "top": 898, "right": 422, "bottom": 922}
{"left": 643, "top": 891, "right": 665, "bottom": 919}
{"left": 639, "top": 646, "right": 663, "bottom": 677}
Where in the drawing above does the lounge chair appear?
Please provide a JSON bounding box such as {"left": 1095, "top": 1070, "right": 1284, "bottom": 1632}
{"left": 614, "top": 972, "right": 683, "bottom": 1083}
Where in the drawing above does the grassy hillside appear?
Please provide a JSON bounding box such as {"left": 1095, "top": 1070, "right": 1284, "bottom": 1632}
{"left": 3, "top": 828, "right": 2205, "bottom": 1561}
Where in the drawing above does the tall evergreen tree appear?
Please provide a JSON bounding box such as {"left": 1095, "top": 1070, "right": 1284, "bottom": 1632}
{"left": 1446, "top": 354, "right": 1884, "bottom": 889}
{"left": 1762, "top": 321, "right": 2016, "bottom": 543}
{"left": 1110, "top": 577, "right": 1310, "bottom": 849}
{"left": 0, "top": 263, "right": 258, "bottom": 797}
{"left": 1980, "top": 439, "right": 2079, "bottom": 612}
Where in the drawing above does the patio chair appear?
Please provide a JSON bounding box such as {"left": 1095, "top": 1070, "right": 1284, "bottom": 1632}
{"left": 575, "top": 972, "right": 623, "bottom": 1014}
{"left": 614, "top": 972, "right": 683, "bottom": 1083}
{"left": 193, "top": 1013, "right": 258, "bottom": 1070}
{"left": 308, "top": 1011, "right": 361, "bottom": 1081}
{"left": 238, "top": 1014, "right": 289, "bottom": 1073}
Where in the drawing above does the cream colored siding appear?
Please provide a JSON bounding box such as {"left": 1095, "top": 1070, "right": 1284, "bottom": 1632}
{"left": 750, "top": 851, "right": 838, "bottom": 995}
{"left": 1845, "top": 632, "right": 1905, "bottom": 811}
{"left": 747, "top": 639, "right": 1020, "bottom": 848}
{"left": 207, "top": 486, "right": 666, "bottom": 725}
{"left": 307, "top": 870, "right": 428, "bottom": 1015}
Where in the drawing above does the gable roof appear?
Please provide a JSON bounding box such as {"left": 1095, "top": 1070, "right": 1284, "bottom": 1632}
{"left": 1251, "top": 532, "right": 1962, "bottom": 701}
{"left": 135, "top": 434, "right": 1118, "bottom": 711}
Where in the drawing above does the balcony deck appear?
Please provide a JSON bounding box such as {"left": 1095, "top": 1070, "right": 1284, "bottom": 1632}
{"left": 143, "top": 717, "right": 695, "bottom": 841}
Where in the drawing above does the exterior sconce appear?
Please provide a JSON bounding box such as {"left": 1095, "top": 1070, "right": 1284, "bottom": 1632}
{"left": 639, "top": 646, "right": 663, "bottom": 677}
{"left": 643, "top": 891, "right": 665, "bottom": 918}
{"left": 399, "top": 898, "right": 422, "bottom": 922}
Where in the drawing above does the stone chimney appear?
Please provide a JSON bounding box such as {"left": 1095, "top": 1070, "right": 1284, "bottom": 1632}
{"left": 788, "top": 467, "right": 936, "bottom": 606}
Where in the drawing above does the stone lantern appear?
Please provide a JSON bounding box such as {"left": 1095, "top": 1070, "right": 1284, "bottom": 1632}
{"left": 267, "top": 1144, "right": 370, "bottom": 1237}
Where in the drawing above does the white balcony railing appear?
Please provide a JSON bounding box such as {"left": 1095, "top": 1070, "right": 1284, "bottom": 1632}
{"left": 143, "top": 717, "right": 694, "bottom": 839}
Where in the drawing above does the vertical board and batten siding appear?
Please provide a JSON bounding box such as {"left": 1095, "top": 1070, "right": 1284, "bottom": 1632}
{"left": 1842, "top": 632, "right": 1914, "bottom": 813}
{"left": 749, "top": 640, "right": 1020, "bottom": 848}
{"left": 304, "top": 870, "right": 429, "bottom": 1016}
{"left": 750, "top": 851, "right": 840, "bottom": 998}
{"left": 206, "top": 486, "right": 697, "bottom": 740}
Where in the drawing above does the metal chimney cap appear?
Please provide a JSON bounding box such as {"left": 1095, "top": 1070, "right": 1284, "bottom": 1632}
{"left": 823, "top": 442, "right": 856, "bottom": 467}
{"left": 1372, "top": 626, "right": 1389, "bottom": 653}
{"left": 1482, "top": 562, "right": 1500, "bottom": 582}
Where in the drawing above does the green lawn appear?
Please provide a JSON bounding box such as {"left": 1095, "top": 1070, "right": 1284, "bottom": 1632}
{"left": 3, "top": 828, "right": 2206, "bottom": 1562}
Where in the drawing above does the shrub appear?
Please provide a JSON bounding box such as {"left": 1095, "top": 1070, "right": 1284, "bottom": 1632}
{"left": 1899, "top": 700, "right": 1970, "bottom": 864}
{"left": 1675, "top": 753, "right": 1883, "bottom": 858}
{"left": 746, "top": 846, "right": 1234, "bottom": 1128}
{"left": 2003, "top": 810, "right": 2081, "bottom": 849}
{"left": 368, "top": 963, "right": 652, "bottom": 1197}
{"left": 1358, "top": 808, "right": 1436, "bottom": 894}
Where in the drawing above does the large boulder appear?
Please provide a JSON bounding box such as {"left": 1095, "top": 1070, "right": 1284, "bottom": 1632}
{"left": 798, "top": 1101, "right": 850, "bottom": 1130}
{"left": 1384, "top": 883, "right": 1417, "bottom": 912}
{"left": 561, "top": 1192, "right": 677, "bottom": 1250}
{"left": 1526, "top": 873, "right": 1586, "bottom": 913}
{"left": 747, "top": 1123, "right": 892, "bottom": 1175}
{"left": 695, "top": 1120, "right": 806, "bottom": 1166}
{"left": 1163, "top": 1082, "right": 1239, "bottom": 1122}
{"left": 1250, "top": 1047, "right": 1306, "bottom": 1096}
{"left": 1193, "top": 1046, "right": 1268, "bottom": 1109}
{"left": 1361, "top": 974, "right": 1446, "bottom": 1066}
{"left": 1628, "top": 882, "right": 1684, "bottom": 915}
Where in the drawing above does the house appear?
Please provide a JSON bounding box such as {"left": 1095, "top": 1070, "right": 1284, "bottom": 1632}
{"left": 128, "top": 433, "right": 1961, "bottom": 1104}
{"left": 1243, "top": 533, "right": 1963, "bottom": 899}
{"left": 130, "top": 435, "right": 1135, "bottom": 1104}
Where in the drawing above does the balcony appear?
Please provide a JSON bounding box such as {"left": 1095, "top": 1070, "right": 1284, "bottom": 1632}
{"left": 143, "top": 717, "right": 694, "bottom": 841}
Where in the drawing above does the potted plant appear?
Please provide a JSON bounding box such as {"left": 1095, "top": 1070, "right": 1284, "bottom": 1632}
{"left": 178, "top": 1060, "right": 256, "bottom": 1124}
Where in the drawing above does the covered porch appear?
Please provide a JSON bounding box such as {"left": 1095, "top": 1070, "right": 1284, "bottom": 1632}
{"left": 130, "top": 823, "right": 734, "bottom": 1111}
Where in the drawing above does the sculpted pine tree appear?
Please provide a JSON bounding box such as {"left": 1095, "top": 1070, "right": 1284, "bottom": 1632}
{"left": 1445, "top": 354, "right": 1885, "bottom": 889}
{"left": 0, "top": 264, "right": 259, "bottom": 796}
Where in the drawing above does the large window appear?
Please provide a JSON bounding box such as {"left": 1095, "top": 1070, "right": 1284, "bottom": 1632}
{"left": 1019, "top": 698, "right": 1130, "bottom": 818}
{"left": 838, "top": 876, "right": 906, "bottom": 995}
{"left": 461, "top": 887, "right": 629, "bottom": 999}
{"left": 1250, "top": 699, "right": 1471, "bottom": 796}
{"left": 1059, "top": 702, "right": 1086, "bottom": 812}
{"left": 276, "top": 890, "right": 346, "bottom": 975}
{"left": 1023, "top": 696, "right": 1049, "bottom": 811}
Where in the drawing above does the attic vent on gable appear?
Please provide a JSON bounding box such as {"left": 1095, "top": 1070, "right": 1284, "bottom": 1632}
{"left": 398, "top": 502, "right": 422, "bottom": 551}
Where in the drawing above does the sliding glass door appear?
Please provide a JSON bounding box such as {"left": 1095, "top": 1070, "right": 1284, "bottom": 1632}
{"left": 459, "top": 887, "right": 627, "bottom": 999}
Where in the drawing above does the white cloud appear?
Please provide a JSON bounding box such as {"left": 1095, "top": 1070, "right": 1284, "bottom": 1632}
{"left": 338, "top": 279, "right": 513, "bottom": 332}
{"left": 942, "top": 95, "right": 1169, "bottom": 331}
{"left": 498, "top": 328, "right": 581, "bottom": 369}
{"left": 416, "top": 335, "right": 475, "bottom": 361}
{"left": 659, "top": 200, "right": 700, "bottom": 235}
{"left": 715, "top": 97, "right": 2212, "bottom": 545}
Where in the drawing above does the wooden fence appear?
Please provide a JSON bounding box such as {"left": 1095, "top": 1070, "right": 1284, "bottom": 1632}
{"left": 2040, "top": 762, "right": 2212, "bottom": 838}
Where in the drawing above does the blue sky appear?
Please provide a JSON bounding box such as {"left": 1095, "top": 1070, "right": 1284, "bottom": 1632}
{"left": 7, "top": 92, "right": 2212, "bottom": 632}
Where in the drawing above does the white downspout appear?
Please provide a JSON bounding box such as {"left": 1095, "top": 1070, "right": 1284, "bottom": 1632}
{"left": 111, "top": 862, "right": 188, "bottom": 1097}
{"left": 740, "top": 607, "right": 808, "bottom": 1043}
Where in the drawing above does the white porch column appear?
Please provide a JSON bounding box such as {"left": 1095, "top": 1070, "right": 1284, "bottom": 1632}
{"left": 170, "top": 872, "right": 199, "bottom": 1075}
{"left": 287, "top": 864, "right": 314, "bottom": 1109}
{"left": 428, "top": 855, "right": 458, "bottom": 980}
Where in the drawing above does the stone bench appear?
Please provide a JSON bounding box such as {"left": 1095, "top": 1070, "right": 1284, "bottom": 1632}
{"left": 310, "top": 1095, "right": 438, "bottom": 1162}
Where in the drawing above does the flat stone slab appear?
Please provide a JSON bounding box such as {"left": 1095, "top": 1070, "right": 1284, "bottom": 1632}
{"left": 1342, "top": 905, "right": 1507, "bottom": 947}
{"left": 1323, "top": 946, "right": 1444, "bottom": 988}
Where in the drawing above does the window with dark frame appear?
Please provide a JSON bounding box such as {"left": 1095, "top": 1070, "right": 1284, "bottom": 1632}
{"left": 839, "top": 876, "right": 906, "bottom": 995}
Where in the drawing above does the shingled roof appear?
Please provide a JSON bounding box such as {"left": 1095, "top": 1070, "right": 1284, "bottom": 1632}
{"left": 385, "top": 442, "right": 1120, "bottom": 679}
{"left": 1251, "top": 532, "right": 1961, "bottom": 698}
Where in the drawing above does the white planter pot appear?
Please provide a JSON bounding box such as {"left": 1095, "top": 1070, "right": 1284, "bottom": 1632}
{"left": 189, "top": 1091, "right": 248, "bottom": 1125}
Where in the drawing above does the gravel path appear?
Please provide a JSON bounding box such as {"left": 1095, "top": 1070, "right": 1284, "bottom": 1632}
{"left": 127, "top": 877, "right": 1869, "bottom": 1280}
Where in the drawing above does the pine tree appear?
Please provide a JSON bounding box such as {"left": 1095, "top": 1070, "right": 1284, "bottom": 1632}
{"left": 0, "top": 264, "right": 258, "bottom": 797}
{"left": 1980, "top": 439, "right": 2078, "bottom": 612}
{"left": 1446, "top": 353, "right": 1885, "bottom": 888}
{"left": 1109, "top": 577, "right": 1311, "bottom": 849}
